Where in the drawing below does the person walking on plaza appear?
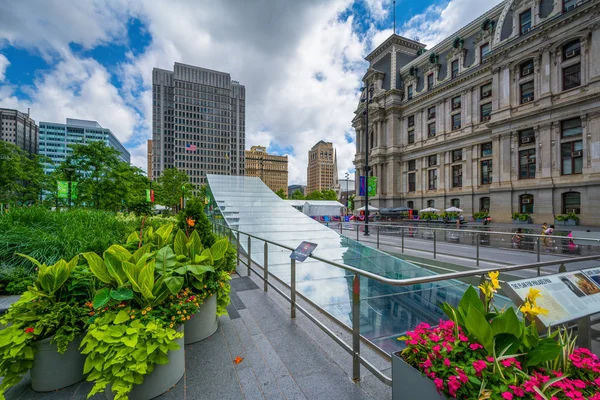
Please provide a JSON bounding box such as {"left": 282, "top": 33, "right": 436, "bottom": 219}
{"left": 544, "top": 224, "right": 555, "bottom": 250}
{"left": 512, "top": 228, "right": 523, "bottom": 249}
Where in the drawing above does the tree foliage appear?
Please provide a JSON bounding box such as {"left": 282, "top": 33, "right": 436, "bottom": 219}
{"left": 0, "top": 141, "right": 49, "bottom": 206}
{"left": 274, "top": 188, "right": 286, "bottom": 199}
{"left": 305, "top": 189, "right": 338, "bottom": 201}
{"left": 154, "top": 168, "right": 193, "bottom": 212}
{"left": 290, "top": 189, "right": 305, "bottom": 200}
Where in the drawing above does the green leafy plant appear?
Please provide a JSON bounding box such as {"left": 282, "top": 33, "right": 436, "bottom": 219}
{"left": 512, "top": 212, "right": 530, "bottom": 221}
{"left": 419, "top": 211, "right": 438, "bottom": 221}
{"left": 556, "top": 212, "right": 579, "bottom": 222}
{"left": 473, "top": 211, "right": 489, "bottom": 220}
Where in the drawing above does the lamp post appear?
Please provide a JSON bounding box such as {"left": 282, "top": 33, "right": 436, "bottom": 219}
{"left": 361, "top": 83, "right": 374, "bottom": 236}
{"left": 64, "top": 167, "right": 75, "bottom": 209}
{"left": 344, "top": 172, "right": 349, "bottom": 207}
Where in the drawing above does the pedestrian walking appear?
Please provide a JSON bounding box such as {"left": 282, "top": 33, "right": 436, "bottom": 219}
{"left": 544, "top": 224, "right": 554, "bottom": 249}
{"left": 512, "top": 228, "right": 523, "bottom": 249}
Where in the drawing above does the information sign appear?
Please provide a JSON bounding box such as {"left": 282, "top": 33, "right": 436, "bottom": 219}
{"left": 290, "top": 241, "right": 318, "bottom": 262}
{"left": 504, "top": 267, "right": 600, "bottom": 327}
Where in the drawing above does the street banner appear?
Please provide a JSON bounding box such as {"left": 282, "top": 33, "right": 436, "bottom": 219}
{"left": 359, "top": 176, "right": 366, "bottom": 196}
{"left": 146, "top": 189, "right": 151, "bottom": 202}
{"left": 71, "top": 182, "right": 78, "bottom": 199}
{"left": 57, "top": 181, "right": 69, "bottom": 199}
{"left": 504, "top": 267, "right": 600, "bottom": 327}
{"left": 368, "top": 176, "right": 377, "bottom": 197}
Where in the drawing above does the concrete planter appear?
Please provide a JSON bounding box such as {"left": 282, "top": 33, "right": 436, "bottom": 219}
{"left": 392, "top": 352, "right": 445, "bottom": 400}
{"left": 106, "top": 326, "right": 184, "bottom": 400}
{"left": 184, "top": 294, "right": 218, "bottom": 344}
{"left": 31, "top": 336, "right": 85, "bottom": 392}
{"left": 512, "top": 219, "right": 532, "bottom": 224}
{"left": 554, "top": 219, "right": 578, "bottom": 226}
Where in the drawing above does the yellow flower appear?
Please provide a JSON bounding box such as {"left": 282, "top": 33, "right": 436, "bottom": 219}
{"left": 186, "top": 316, "right": 191, "bottom": 320}
{"left": 183, "top": 310, "right": 186, "bottom": 314}
{"left": 531, "top": 305, "right": 548, "bottom": 316}
{"left": 521, "top": 300, "right": 548, "bottom": 318}
{"left": 130, "top": 315, "right": 135, "bottom": 319}
{"left": 146, "top": 307, "right": 152, "bottom": 311}
{"left": 478, "top": 283, "right": 493, "bottom": 298}
{"left": 177, "top": 311, "right": 181, "bottom": 314}
{"left": 171, "top": 316, "right": 176, "bottom": 321}
{"left": 520, "top": 301, "right": 532, "bottom": 315}
{"left": 141, "top": 310, "right": 147, "bottom": 315}
{"left": 488, "top": 271, "right": 501, "bottom": 290}
{"left": 169, "top": 324, "right": 173, "bottom": 328}
{"left": 526, "top": 288, "right": 542, "bottom": 303}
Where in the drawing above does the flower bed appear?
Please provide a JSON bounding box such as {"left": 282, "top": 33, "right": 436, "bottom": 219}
{"left": 396, "top": 272, "right": 600, "bottom": 399}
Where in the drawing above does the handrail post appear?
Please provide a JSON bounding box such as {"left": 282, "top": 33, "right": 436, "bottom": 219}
{"left": 340, "top": 221, "right": 343, "bottom": 234}
{"left": 376, "top": 226, "right": 380, "bottom": 249}
{"left": 433, "top": 230, "right": 437, "bottom": 259}
{"left": 356, "top": 224, "right": 359, "bottom": 241}
{"left": 476, "top": 233, "right": 480, "bottom": 266}
{"left": 352, "top": 273, "right": 361, "bottom": 382}
{"left": 236, "top": 231, "right": 240, "bottom": 266}
{"left": 401, "top": 227, "right": 405, "bottom": 253}
{"left": 291, "top": 258, "right": 296, "bottom": 318}
{"left": 264, "top": 242, "right": 268, "bottom": 292}
{"left": 537, "top": 238, "right": 541, "bottom": 276}
{"left": 247, "top": 235, "right": 252, "bottom": 276}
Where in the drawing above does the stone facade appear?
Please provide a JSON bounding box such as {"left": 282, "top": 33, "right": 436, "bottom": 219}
{"left": 0, "top": 108, "right": 38, "bottom": 154}
{"left": 353, "top": 0, "right": 600, "bottom": 224}
{"left": 307, "top": 141, "right": 338, "bottom": 194}
{"left": 245, "top": 145, "right": 289, "bottom": 196}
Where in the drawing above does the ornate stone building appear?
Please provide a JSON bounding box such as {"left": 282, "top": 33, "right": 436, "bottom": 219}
{"left": 307, "top": 141, "right": 339, "bottom": 194}
{"left": 353, "top": 0, "right": 600, "bottom": 224}
{"left": 245, "top": 145, "right": 289, "bottom": 195}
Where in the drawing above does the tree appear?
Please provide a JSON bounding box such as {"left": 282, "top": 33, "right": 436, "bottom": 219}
{"left": 155, "top": 168, "right": 193, "bottom": 212}
{"left": 305, "top": 191, "right": 323, "bottom": 200}
{"left": 275, "top": 188, "right": 286, "bottom": 199}
{"left": 321, "top": 189, "right": 338, "bottom": 201}
{"left": 0, "top": 141, "right": 48, "bottom": 206}
{"left": 290, "top": 189, "right": 305, "bottom": 200}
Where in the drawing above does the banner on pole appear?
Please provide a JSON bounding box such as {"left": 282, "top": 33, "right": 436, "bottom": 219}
{"left": 146, "top": 189, "right": 151, "bottom": 202}
{"left": 359, "top": 176, "right": 366, "bottom": 196}
{"left": 57, "top": 181, "right": 68, "bottom": 199}
{"left": 71, "top": 182, "right": 78, "bottom": 199}
{"left": 367, "top": 176, "right": 377, "bottom": 197}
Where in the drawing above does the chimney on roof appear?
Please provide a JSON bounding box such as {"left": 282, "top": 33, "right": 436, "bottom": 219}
{"left": 27, "top": 108, "right": 30, "bottom": 117}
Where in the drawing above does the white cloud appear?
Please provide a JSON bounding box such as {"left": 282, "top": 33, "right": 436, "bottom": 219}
{"left": 365, "top": 0, "right": 390, "bottom": 21}
{"left": 0, "top": 54, "right": 9, "bottom": 81}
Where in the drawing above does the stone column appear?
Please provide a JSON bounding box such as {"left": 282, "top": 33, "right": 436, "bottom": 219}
{"left": 540, "top": 49, "right": 551, "bottom": 95}
{"left": 500, "top": 134, "right": 512, "bottom": 183}
{"left": 464, "top": 89, "right": 472, "bottom": 127}
{"left": 590, "top": 28, "right": 600, "bottom": 80}
{"left": 538, "top": 123, "right": 552, "bottom": 179}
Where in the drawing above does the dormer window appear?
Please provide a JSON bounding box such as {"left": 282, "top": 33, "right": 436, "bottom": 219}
{"left": 407, "top": 85, "right": 413, "bottom": 100}
{"left": 451, "top": 95, "right": 461, "bottom": 110}
{"left": 451, "top": 60, "right": 459, "bottom": 79}
{"left": 480, "top": 43, "right": 490, "bottom": 61}
{"left": 563, "top": 40, "right": 581, "bottom": 59}
{"left": 520, "top": 10, "right": 531, "bottom": 35}
{"left": 427, "top": 73, "right": 434, "bottom": 91}
{"left": 520, "top": 60, "right": 534, "bottom": 78}
{"left": 563, "top": 0, "right": 576, "bottom": 12}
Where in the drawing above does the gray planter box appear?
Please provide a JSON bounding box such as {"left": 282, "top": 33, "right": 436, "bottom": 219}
{"left": 106, "top": 325, "right": 185, "bottom": 400}
{"left": 31, "top": 335, "right": 85, "bottom": 392}
{"left": 554, "top": 219, "right": 578, "bottom": 226}
{"left": 512, "top": 219, "right": 532, "bottom": 224}
{"left": 184, "top": 294, "right": 218, "bottom": 344}
{"left": 392, "top": 352, "right": 446, "bottom": 399}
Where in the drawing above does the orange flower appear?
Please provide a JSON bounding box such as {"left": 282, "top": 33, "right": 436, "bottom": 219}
{"left": 89, "top": 311, "right": 95, "bottom": 316}
{"left": 186, "top": 217, "right": 196, "bottom": 227}
{"left": 233, "top": 356, "right": 244, "bottom": 364}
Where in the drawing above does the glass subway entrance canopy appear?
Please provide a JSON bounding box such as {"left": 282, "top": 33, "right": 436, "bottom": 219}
{"left": 206, "top": 175, "right": 486, "bottom": 353}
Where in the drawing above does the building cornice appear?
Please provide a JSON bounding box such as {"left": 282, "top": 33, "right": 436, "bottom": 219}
{"left": 366, "top": 34, "right": 425, "bottom": 62}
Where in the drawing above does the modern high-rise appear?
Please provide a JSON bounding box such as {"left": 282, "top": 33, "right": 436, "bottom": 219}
{"left": 147, "top": 139, "right": 153, "bottom": 179}
{"left": 151, "top": 63, "right": 246, "bottom": 185}
{"left": 38, "top": 118, "right": 130, "bottom": 174}
{"left": 245, "top": 145, "right": 288, "bottom": 195}
{"left": 353, "top": 0, "right": 600, "bottom": 224}
{"left": 307, "top": 141, "right": 338, "bottom": 194}
{"left": 0, "top": 108, "right": 38, "bottom": 154}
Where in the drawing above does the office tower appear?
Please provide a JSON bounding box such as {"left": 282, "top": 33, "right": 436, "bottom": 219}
{"left": 152, "top": 62, "right": 245, "bottom": 185}
{"left": 245, "top": 145, "right": 288, "bottom": 195}
{"left": 307, "top": 141, "right": 338, "bottom": 194}
{"left": 38, "top": 118, "right": 130, "bottom": 174}
{"left": 0, "top": 107, "right": 38, "bottom": 154}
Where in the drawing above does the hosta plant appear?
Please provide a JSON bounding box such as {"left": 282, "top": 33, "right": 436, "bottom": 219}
{"left": 0, "top": 255, "right": 90, "bottom": 400}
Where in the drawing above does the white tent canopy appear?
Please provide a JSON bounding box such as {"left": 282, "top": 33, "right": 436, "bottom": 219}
{"left": 445, "top": 206, "right": 463, "bottom": 212}
{"left": 284, "top": 200, "right": 345, "bottom": 217}
{"left": 419, "top": 207, "right": 440, "bottom": 213}
{"left": 356, "top": 205, "right": 379, "bottom": 211}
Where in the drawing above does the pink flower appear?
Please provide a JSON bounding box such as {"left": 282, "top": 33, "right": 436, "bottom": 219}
{"left": 486, "top": 356, "right": 495, "bottom": 363}
{"left": 442, "top": 341, "right": 453, "bottom": 352}
{"left": 434, "top": 378, "right": 444, "bottom": 392}
{"left": 444, "top": 358, "right": 451, "bottom": 367}
{"left": 502, "top": 392, "right": 514, "bottom": 400}
{"left": 469, "top": 343, "right": 483, "bottom": 351}
{"left": 429, "top": 334, "right": 441, "bottom": 342}
{"left": 458, "top": 333, "right": 469, "bottom": 342}
{"left": 594, "top": 377, "right": 600, "bottom": 386}
{"left": 509, "top": 385, "right": 525, "bottom": 397}
{"left": 422, "top": 358, "right": 433, "bottom": 368}
{"left": 432, "top": 345, "right": 441, "bottom": 354}
{"left": 472, "top": 360, "right": 487, "bottom": 376}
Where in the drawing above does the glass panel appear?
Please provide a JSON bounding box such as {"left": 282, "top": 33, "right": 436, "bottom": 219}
{"left": 520, "top": 10, "right": 531, "bottom": 34}
{"left": 562, "top": 118, "right": 582, "bottom": 137}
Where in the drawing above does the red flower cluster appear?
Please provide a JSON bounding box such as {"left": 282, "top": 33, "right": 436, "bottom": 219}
{"left": 24, "top": 327, "right": 34, "bottom": 334}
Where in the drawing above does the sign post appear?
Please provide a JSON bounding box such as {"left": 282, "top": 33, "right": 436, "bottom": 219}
{"left": 290, "top": 241, "right": 318, "bottom": 263}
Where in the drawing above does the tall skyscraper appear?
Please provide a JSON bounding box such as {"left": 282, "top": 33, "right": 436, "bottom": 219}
{"left": 38, "top": 118, "right": 130, "bottom": 174}
{"left": 307, "top": 141, "right": 338, "bottom": 194}
{"left": 245, "top": 145, "right": 288, "bottom": 196}
{"left": 152, "top": 63, "right": 245, "bottom": 185}
{"left": 0, "top": 108, "right": 39, "bottom": 154}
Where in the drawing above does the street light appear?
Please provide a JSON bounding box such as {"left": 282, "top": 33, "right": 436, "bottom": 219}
{"left": 344, "top": 171, "right": 349, "bottom": 207}
{"left": 361, "top": 83, "right": 374, "bottom": 236}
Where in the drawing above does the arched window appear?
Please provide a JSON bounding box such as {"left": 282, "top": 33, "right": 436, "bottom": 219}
{"left": 407, "top": 201, "right": 414, "bottom": 210}
{"left": 480, "top": 197, "right": 490, "bottom": 212}
{"left": 520, "top": 194, "right": 534, "bottom": 214}
{"left": 427, "top": 199, "right": 435, "bottom": 208}
{"left": 451, "top": 198, "right": 460, "bottom": 208}
{"left": 562, "top": 192, "right": 580, "bottom": 214}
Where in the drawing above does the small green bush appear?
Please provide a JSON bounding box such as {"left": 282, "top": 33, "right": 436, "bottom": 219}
{"left": 177, "top": 197, "right": 215, "bottom": 248}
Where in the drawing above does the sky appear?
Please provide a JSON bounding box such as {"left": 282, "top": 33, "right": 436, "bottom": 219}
{"left": 0, "top": 0, "right": 502, "bottom": 185}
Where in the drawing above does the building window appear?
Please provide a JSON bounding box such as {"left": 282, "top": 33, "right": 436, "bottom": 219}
{"left": 451, "top": 198, "right": 460, "bottom": 208}
{"left": 480, "top": 103, "right": 492, "bottom": 122}
{"left": 407, "top": 85, "right": 413, "bottom": 99}
{"left": 562, "top": 192, "right": 580, "bottom": 214}
{"left": 563, "top": 0, "right": 576, "bottom": 11}
{"left": 520, "top": 81, "right": 534, "bottom": 103}
{"left": 452, "top": 149, "right": 462, "bottom": 161}
{"left": 408, "top": 173, "right": 416, "bottom": 192}
{"left": 408, "top": 160, "right": 416, "bottom": 171}
{"left": 481, "top": 160, "right": 492, "bottom": 185}
{"left": 408, "top": 129, "right": 415, "bottom": 144}
{"left": 562, "top": 63, "right": 581, "bottom": 90}
{"left": 451, "top": 95, "right": 461, "bottom": 110}
{"left": 427, "top": 199, "right": 435, "bottom": 208}
{"left": 561, "top": 140, "right": 583, "bottom": 175}
{"left": 428, "top": 106, "right": 436, "bottom": 119}
{"left": 428, "top": 155, "right": 437, "bottom": 166}
{"left": 428, "top": 122, "right": 436, "bottom": 138}
{"left": 407, "top": 200, "right": 414, "bottom": 210}
{"left": 452, "top": 113, "right": 461, "bottom": 130}
{"left": 519, "top": 128, "right": 535, "bottom": 145}
{"left": 451, "top": 60, "right": 459, "bottom": 79}
{"left": 407, "top": 115, "right": 415, "bottom": 127}
{"left": 428, "top": 169, "right": 437, "bottom": 190}
{"left": 480, "top": 43, "right": 490, "bottom": 61}
{"left": 480, "top": 197, "right": 490, "bottom": 212}
{"left": 427, "top": 73, "right": 434, "bottom": 91}
{"left": 519, "top": 149, "right": 536, "bottom": 179}
{"left": 563, "top": 40, "right": 581, "bottom": 59}
{"left": 520, "top": 194, "right": 534, "bottom": 214}
{"left": 561, "top": 118, "right": 582, "bottom": 137}
{"left": 452, "top": 165, "right": 463, "bottom": 188}
{"left": 520, "top": 60, "right": 534, "bottom": 77}
{"left": 520, "top": 9, "right": 531, "bottom": 35}
{"left": 481, "top": 83, "right": 492, "bottom": 99}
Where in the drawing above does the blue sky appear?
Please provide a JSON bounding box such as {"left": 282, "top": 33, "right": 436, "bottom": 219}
{"left": 0, "top": 0, "right": 502, "bottom": 184}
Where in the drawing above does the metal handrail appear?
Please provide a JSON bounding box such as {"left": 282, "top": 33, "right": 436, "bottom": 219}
{"left": 212, "top": 220, "right": 600, "bottom": 387}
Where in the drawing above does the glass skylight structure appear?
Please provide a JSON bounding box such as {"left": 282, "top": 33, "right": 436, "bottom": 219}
{"left": 206, "top": 175, "right": 508, "bottom": 353}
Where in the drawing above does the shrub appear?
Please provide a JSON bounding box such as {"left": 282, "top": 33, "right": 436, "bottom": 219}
{"left": 177, "top": 197, "right": 215, "bottom": 248}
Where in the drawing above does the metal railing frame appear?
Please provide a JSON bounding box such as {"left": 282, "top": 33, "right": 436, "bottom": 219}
{"left": 212, "top": 221, "right": 600, "bottom": 387}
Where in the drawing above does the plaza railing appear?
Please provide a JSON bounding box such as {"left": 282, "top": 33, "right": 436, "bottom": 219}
{"left": 211, "top": 220, "right": 600, "bottom": 387}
